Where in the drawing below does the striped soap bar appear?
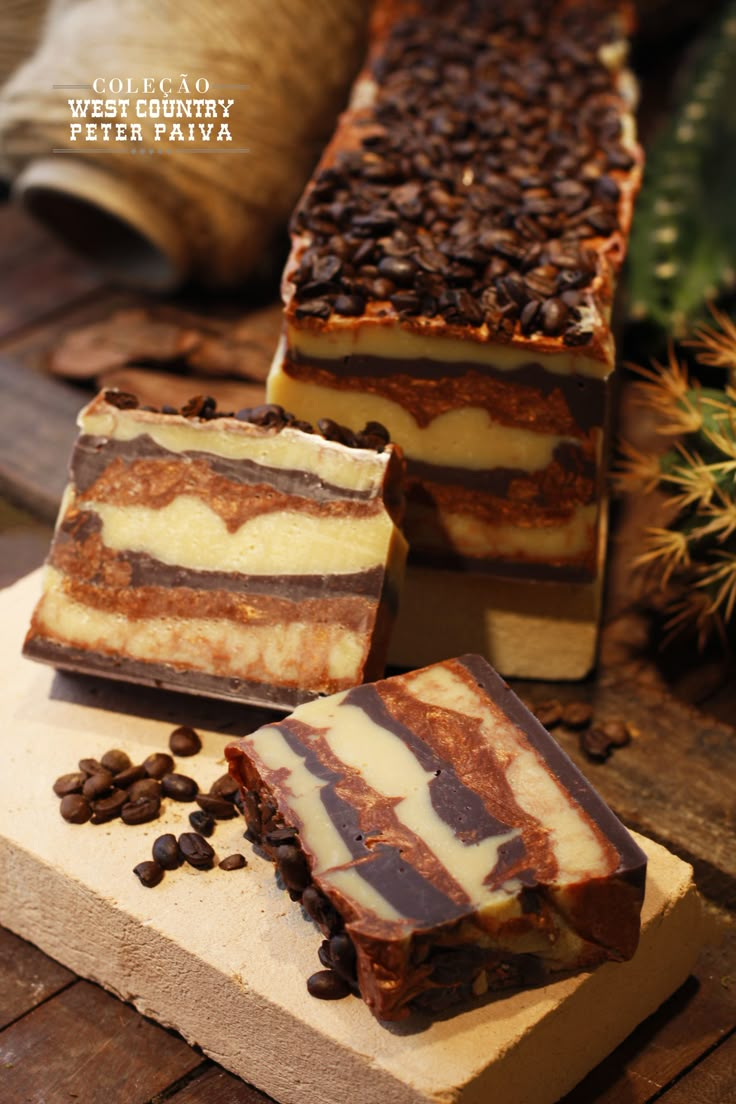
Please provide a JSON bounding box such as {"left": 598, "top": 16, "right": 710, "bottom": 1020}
{"left": 226, "top": 654, "right": 647, "bottom": 1021}
{"left": 23, "top": 391, "right": 408, "bottom": 709}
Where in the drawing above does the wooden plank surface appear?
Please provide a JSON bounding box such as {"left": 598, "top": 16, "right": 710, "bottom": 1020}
{"left": 0, "top": 927, "right": 74, "bottom": 1029}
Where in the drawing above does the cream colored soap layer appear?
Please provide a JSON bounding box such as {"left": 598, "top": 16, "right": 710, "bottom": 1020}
{"left": 435, "top": 503, "right": 599, "bottom": 562}
{"left": 270, "top": 358, "right": 594, "bottom": 471}
{"left": 35, "top": 568, "right": 366, "bottom": 682}
{"left": 81, "top": 409, "right": 388, "bottom": 496}
{"left": 86, "top": 496, "right": 399, "bottom": 576}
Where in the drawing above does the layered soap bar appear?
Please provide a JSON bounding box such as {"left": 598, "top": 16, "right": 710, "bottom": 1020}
{"left": 226, "top": 654, "right": 647, "bottom": 1021}
{"left": 24, "top": 391, "right": 408, "bottom": 709}
{"left": 269, "top": 0, "right": 643, "bottom": 582}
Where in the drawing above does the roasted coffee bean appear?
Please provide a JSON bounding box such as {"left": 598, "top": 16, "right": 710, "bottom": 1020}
{"left": 78, "top": 757, "right": 103, "bottom": 776}
{"left": 540, "top": 297, "right": 569, "bottom": 336}
{"left": 329, "top": 932, "right": 357, "bottom": 981}
{"left": 580, "top": 727, "right": 613, "bottom": 762}
{"left": 210, "top": 773, "right": 240, "bottom": 802}
{"left": 143, "top": 752, "right": 174, "bottom": 779}
{"left": 90, "top": 788, "right": 128, "bottom": 824}
{"left": 161, "top": 773, "right": 199, "bottom": 802}
{"left": 178, "top": 832, "right": 215, "bottom": 869}
{"left": 133, "top": 861, "right": 164, "bottom": 888}
{"left": 127, "top": 778, "right": 162, "bottom": 801}
{"left": 306, "top": 969, "right": 351, "bottom": 1001}
{"left": 113, "top": 763, "right": 147, "bottom": 789}
{"left": 318, "top": 939, "right": 333, "bottom": 969}
{"left": 82, "top": 770, "right": 114, "bottom": 800}
{"left": 302, "top": 886, "right": 340, "bottom": 933}
{"left": 219, "top": 853, "right": 247, "bottom": 871}
{"left": 152, "top": 833, "right": 182, "bottom": 870}
{"left": 600, "top": 720, "right": 631, "bottom": 747}
{"left": 196, "top": 794, "right": 237, "bottom": 819}
{"left": 561, "top": 700, "right": 593, "bottom": 729}
{"left": 276, "top": 844, "right": 310, "bottom": 893}
{"left": 189, "top": 810, "right": 215, "bottom": 836}
{"left": 533, "top": 699, "right": 563, "bottom": 728}
{"left": 378, "top": 255, "right": 416, "bottom": 285}
{"left": 100, "top": 748, "right": 132, "bottom": 774}
{"left": 53, "top": 771, "right": 86, "bottom": 797}
{"left": 332, "top": 294, "right": 365, "bottom": 316}
{"left": 121, "top": 795, "right": 161, "bottom": 825}
{"left": 60, "top": 793, "right": 91, "bottom": 824}
{"left": 266, "top": 825, "right": 299, "bottom": 846}
{"left": 168, "top": 726, "right": 202, "bottom": 757}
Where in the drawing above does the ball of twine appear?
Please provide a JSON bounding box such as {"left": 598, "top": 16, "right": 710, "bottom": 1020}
{"left": 0, "top": 0, "right": 370, "bottom": 289}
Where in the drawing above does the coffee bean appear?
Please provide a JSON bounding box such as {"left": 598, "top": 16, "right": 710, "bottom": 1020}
{"left": 113, "top": 764, "right": 147, "bottom": 789}
{"left": 378, "top": 255, "right": 416, "bottom": 285}
{"left": 178, "top": 832, "right": 215, "bottom": 870}
{"left": 90, "top": 788, "right": 128, "bottom": 824}
{"left": 276, "top": 844, "right": 310, "bottom": 893}
{"left": 167, "top": 726, "right": 201, "bottom": 757}
{"left": 60, "top": 793, "right": 91, "bottom": 824}
{"left": 152, "top": 833, "right": 182, "bottom": 870}
{"left": 329, "top": 932, "right": 357, "bottom": 981}
{"left": 302, "top": 885, "right": 341, "bottom": 933}
{"left": 580, "top": 727, "right": 613, "bottom": 762}
{"left": 121, "top": 795, "right": 161, "bottom": 825}
{"left": 210, "top": 774, "right": 240, "bottom": 802}
{"left": 127, "top": 778, "right": 162, "bottom": 801}
{"left": 561, "top": 700, "right": 593, "bottom": 729}
{"left": 189, "top": 810, "right": 215, "bottom": 836}
{"left": 100, "top": 749, "right": 132, "bottom": 774}
{"left": 82, "top": 770, "right": 114, "bottom": 800}
{"left": 78, "top": 758, "right": 103, "bottom": 776}
{"left": 540, "top": 297, "right": 569, "bottom": 336}
{"left": 196, "top": 794, "right": 237, "bottom": 819}
{"left": 53, "top": 771, "right": 86, "bottom": 797}
{"left": 332, "top": 294, "right": 365, "bottom": 316}
{"left": 533, "top": 699, "right": 563, "bottom": 728}
{"left": 265, "top": 825, "right": 299, "bottom": 846}
{"left": 219, "top": 853, "right": 247, "bottom": 871}
{"left": 306, "top": 970, "right": 351, "bottom": 1000}
{"left": 161, "top": 773, "right": 199, "bottom": 802}
{"left": 143, "top": 752, "right": 175, "bottom": 779}
{"left": 600, "top": 720, "right": 631, "bottom": 747}
{"left": 133, "top": 861, "right": 164, "bottom": 888}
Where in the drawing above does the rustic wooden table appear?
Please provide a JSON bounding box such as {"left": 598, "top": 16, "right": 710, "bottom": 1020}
{"left": 0, "top": 202, "right": 734, "bottom": 1104}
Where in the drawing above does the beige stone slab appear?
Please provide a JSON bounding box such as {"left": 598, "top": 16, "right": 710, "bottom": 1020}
{"left": 1, "top": 570, "right": 703, "bottom": 1104}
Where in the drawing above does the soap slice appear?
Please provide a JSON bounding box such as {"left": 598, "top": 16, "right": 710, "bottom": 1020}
{"left": 225, "top": 654, "right": 647, "bottom": 1021}
{"left": 23, "top": 390, "right": 408, "bottom": 709}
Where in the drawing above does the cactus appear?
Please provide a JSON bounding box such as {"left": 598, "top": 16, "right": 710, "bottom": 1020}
{"left": 618, "top": 313, "right": 736, "bottom": 644}
{"left": 626, "top": 1, "right": 736, "bottom": 345}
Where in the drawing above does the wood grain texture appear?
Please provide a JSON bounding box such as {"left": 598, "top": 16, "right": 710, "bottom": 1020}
{"left": 166, "top": 1063, "right": 274, "bottom": 1103}
{"left": 0, "top": 979, "right": 202, "bottom": 1104}
{"left": 0, "top": 927, "right": 74, "bottom": 1029}
{"left": 657, "top": 1033, "right": 736, "bottom": 1103}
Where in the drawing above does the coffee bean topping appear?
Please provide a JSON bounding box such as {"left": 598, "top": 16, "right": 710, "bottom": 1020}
{"left": 306, "top": 969, "right": 351, "bottom": 1001}
{"left": 143, "top": 752, "right": 175, "bottom": 779}
{"left": 161, "top": 773, "right": 199, "bottom": 802}
{"left": 168, "top": 726, "right": 202, "bottom": 757}
{"left": 179, "top": 832, "right": 215, "bottom": 870}
{"left": 288, "top": 2, "right": 633, "bottom": 344}
{"left": 196, "top": 794, "right": 238, "bottom": 819}
{"left": 276, "top": 844, "right": 310, "bottom": 894}
{"left": 152, "top": 833, "right": 182, "bottom": 870}
{"left": 53, "top": 771, "right": 86, "bottom": 797}
{"left": 210, "top": 773, "right": 240, "bottom": 802}
{"left": 60, "top": 793, "right": 92, "bottom": 824}
{"left": 133, "top": 860, "right": 164, "bottom": 888}
{"left": 219, "top": 853, "right": 247, "bottom": 871}
{"left": 188, "top": 810, "right": 215, "bottom": 836}
{"left": 121, "top": 794, "right": 161, "bottom": 825}
{"left": 100, "top": 748, "right": 132, "bottom": 774}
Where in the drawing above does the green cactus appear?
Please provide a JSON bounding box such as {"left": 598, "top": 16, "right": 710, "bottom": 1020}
{"left": 627, "top": 1, "right": 736, "bottom": 345}
{"left": 618, "top": 318, "right": 736, "bottom": 644}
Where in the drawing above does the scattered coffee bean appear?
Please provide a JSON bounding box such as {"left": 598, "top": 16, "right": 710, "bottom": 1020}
{"left": 600, "top": 720, "right": 631, "bottom": 747}
{"left": 306, "top": 969, "right": 351, "bottom": 1001}
{"left": 152, "top": 833, "right": 182, "bottom": 870}
{"left": 210, "top": 773, "right": 240, "bottom": 802}
{"left": 188, "top": 810, "right": 215, "bottom": 836}
{"left": 100, "top": 748, "right": 132, "bottom": 774}
{"left": 533, "top": 699, "right": 563, "bottom": 728}
{"left": 90, "top": 789, "right": 128, "bottom": 824}
{"left": 53, "top": 771, "right": 86, "bottom": 797}
{"left": 78, "top": 757, "right": 103, "bottom": 777}
{"left": 196, "top": 793, "right": 237, "bottom": 819}
{"left": 82, "top": 770, "right": 115, "bottom": 800}
{"left": 329, "top": 932, "right": 357, "bottom": 982}
{"left": 161, "top": 773, "right": 199, "bottom": 802}
{"left": 561, "top": 701, "right": 593, "bottom": 729}
{"left": 113, "top": 764, "right": 147, "bottom": 789}
{"left": 219, "top": 853, "right": 247, "bottom": 871}
{"left": 133, "top": 860, "right": 164, "bottom": 888}
{"left": 60, "top": 793, "right": 92, "bottom": 824}
{"left": 178, "top": 832, "right": 215, "bottom": 870}
{"left": 121, "top": 794, "right": 161, "bottom": 825}
{"left": 143, "top": 752, "right": 174, "bottom": 779}
{"left": 127, "top": 778, "right": 162, "bottom": 801}
{"left": 580, "top": 726, "right": 613, "bottom": 762}
{"left": 168, "top": 726, "right": 202, "bottom": 757}
{"left": 276, "top": 844, "right": 310, "bottom": 893}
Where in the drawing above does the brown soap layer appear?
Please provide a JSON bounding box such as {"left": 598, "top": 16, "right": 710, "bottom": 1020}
{"left": 285, "top": 351, "right": 606, "bottom": 435}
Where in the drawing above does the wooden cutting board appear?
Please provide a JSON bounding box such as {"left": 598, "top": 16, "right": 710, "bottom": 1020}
{"left": 0, "top": 571, "right": 704, "bottom": 1104}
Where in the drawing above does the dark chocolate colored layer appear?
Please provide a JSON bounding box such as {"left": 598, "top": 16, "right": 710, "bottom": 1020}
{"left": 405, "top": 441, "right": 597, "bottom": 497}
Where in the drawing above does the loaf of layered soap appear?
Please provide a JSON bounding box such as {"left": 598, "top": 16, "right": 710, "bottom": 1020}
{"left": 24, "top": 391, "right": 408, "bottom": 709}
{"left": 269, "top": 0, "right": 643, "bottom": 582}
{"left": 226, "top": 654, "right": 647, "bottom": 1021}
